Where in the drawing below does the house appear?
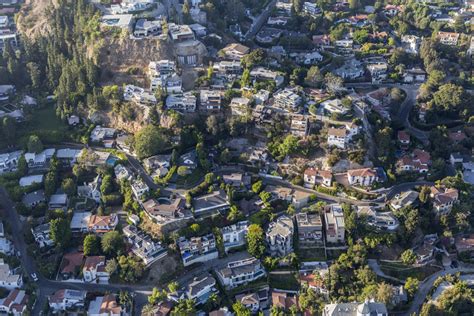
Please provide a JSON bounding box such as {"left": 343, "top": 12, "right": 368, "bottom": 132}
{"left": 24, "top": 148, "right": 55, "bottom": 169}
{"left": 250, "top": 67, "right": 284, "bottom": 87}
{"left": 88, "top": 214, "right": 118, "bottom": 234}
{"left": 0, "top": 235, "right": 12, "bottom": 255}
{"left": 299, "top": 262, "right": 329, "bottom": 295}
{"left": 200, "top": 89, "right": 222, "bottom": 111}
{"left": 235, "top": 292, "right": 260, "bottom": 313}
{"left": 19, "top": 174, "right": 44, "bottom": 187}
{"left": 189, "top": 23, "right": 207, "bottom": 37}
{"left": 31, "top": 223, "right": 54, "bottom": 248}
{"left": 123, "top": 225, "right": 167, "bottom": 266}
{"left": 397, "top": 130, "right": 410, "bottom": 148}
{"left": 56, "top": 148, "right": 82, "bottom": 166}
{"left": 272, "top": 291, "right": 299, "bottom": 312}
{"left": 0, "top": 289, "right": 28, "bottom": 316}
{"left": 313, "top": 34, "right": 331, "bottom": 47}
{"left": 396, "top": 149, "right": 431, "bottom": 173}
{"left": 179, "top": 150, "right": 198, "bottom": 170}
{"left": 455, "top": 234, "right": 474, "bottom": 254}
{"left": 192, "top": 190, "right": 230, "bottom": 215}
{"left": 22, "top": 190, "right": 46, "bottom": 208}
{"left": 296, "top": 213, "right": 324, "bottom": 248}
{"left": 327, "top": 127, "right": 348, "bottom": 149}
{"left": 401, "top": 35, "right": 421, "bottom": 54}
{"left": 77, "top": 175, "right": 101, "bottom": 203}
{"left": 133, "top": 18, "right": 161, "bottom": 37}
{"left": 320, "top": 99, "right": 349, "bottom": 114}
{"left": 142, "top": 197, "right": 187, "bottom": 221}
{"left": 384, "top": 4, "right": 403, "bottom": 16}
{"left": 324, "top": 204, "right": 345, "bottom": 244}
{"left": 414, "top": 241, "right": 435, "bottom": 265}
{"left": 0, "top": 150, "right": 22, "bottom": 174}
{"left": 131, "top": 178, "right": 150, "bottom": 201}
{"left": 403, "top": 67, "right": 426, "bottom": 83}
{"left": 347, "top": 168, "right": 379, "bottom": 187}
{"left": 90, "top": 125, "right": 116, "bottom": 143}
{"left": 59, "top": 252, "right": 84, "bottom": 280}
{"left": 273, "top": 88, "right": 302, "bottom": 111}
{"left": 143, "top": 154, "right": 171, "bottom": 178}
{"left": 221, "top": 43, "right": 250, "bottom": 60}
{"left": 166, "top": 92, "right": 197, "bottom": 112}
{"left": 88, "top": 294, "right": 122, "bottom": 316}
{"left": 0, "top": 33, "right": 18, "bottom": 52}
{"left": 221, "top": 221, "right": 248, "bottom": 253}
{"left": 390, "top": 190, "right": 419, "bottom": 211}
{"left": 437, "top": 31, "right": 459, "bottom": 46}
{"left": 357, "top": 206, "right": 399, "bottom": 231}
{"left": 215, "top": 257, "right": 266, "bottom": 289}
{"left": 114, "top": 164, "right": 132, "bottom": 181}
{"left": 222, "top": 173, "right": 251, "bottom": 188}
{"left": 0, "top": 15, "right": 9, "bottom": 28}
{"left": 49, "top": 289, "right": 86, "bottom": 312}
{"left": 303, "top": 2, "right": 322, "bottom": 17}
{"left": 168, "top": 23, "right": 195, "bottom": 42}
{"left": 334, "top": 58, "right": 364, "bottom": 79}
{"left": 449, "top": 130, "right": 467, "bottom": 143}
{"left": 430, "top": 186, "right": 459, "bottom": 215}
{"left": 230, "top": 97, "right": 251, "bottom": 116}
{"left": 67, "top": 115, "right": 80, "bottom": 126}
{"left": 186, "top": 275, "right": 217, "bottom": 305}
{"left": 392, "top": 285, "right": 408, "bottom": 306}
{"left": 213, "top": 60, "right": 241, "bottom": 75}
{"left": 49, "top": 193, "right": 68, "bottom": 210}
{"left": 304, "top": 168, "right": 332, "bottom": 188}
{"left": 266, "top": 216, "right": 294, "bottom": 257}
{"left": 83, "top": 256, "right": 109, "bottom": 283}
{"left": 290, "top": 114, "right": 309, "bottom": 137}
{"left": 0, "top": 260, "right": 22, "bottom": 289}
{"left": 322, "top": 300, "right": 388, "bottom": 316}
{"left": 0, "top": 85, "right": 15, "bottom": 101}
{"left": 367, "top": 62, "right": 388, "bottom": 83}
{"left": 178, "top": 234, "right": 218, "bottom": 266}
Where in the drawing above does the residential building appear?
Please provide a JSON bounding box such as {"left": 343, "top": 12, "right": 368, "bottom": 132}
{"left": 22, "top": 190, "right": 46, "bottom": 208}
{"left": 221, "top": 221, "right": 249, "bottom": 253}
{"left": 437, "top": 31, "right": 459, "bottom": 46}
{"left": 235, "top": 292, "right": 260, "bottom": 313}
{"left": 230, "top": 97, "right": 251, "bottom": 116}
{"left": 168, "top": 23, "right": 195, "bottom": 42}
{"left": 334, "top": 58, "right": 364, "bottom": 79}
{"left": 216, "top": 257, "right": 266, "bottom": 289}
{"left": 114, "top": 164, "right": 132, "bottom": 181}
{"left": 324, "top": 204, "right": 345, "bottom": 244}
{"left": 213, "top": 60, "right": 241, "bottom": 74}
{"left": 304, "top": 168, "right": 332, "bottom": 187}
{"left": 131, "top": 178, "right": 149, "bottom": 201}
{"left": 49, "top": 193, "right": 68, "bottom": 210}
{"left": 19, "top": 174, "right": 44, "bottom": 187}
{"left": 88, "top": 214, "right": 118, "bottom": 234}
{"left": 70, "top": 212, "right": 92, "bottom": 234}
{"left": 299, "top": 262, "right": 329, "bottom": 295}
{"left": 430, "top": 186, "right": 459, "bottom": 215}
{"left": 0, "top": 259, "right": 22, "bottom": 289}
{"left": 24, "top": 148, "right": 55, "bottom": 169}
{"left": 303, "top": 2, "right": 322, "bottom": 17}
{"left": 313, "top": 34, "right": 331, "bottom": 47}
{"left": 455, "top": 234, "right": 474, "bottom": 254}
{"left": 186, "top": 275, "right": 217, "bottom": 305}
{"left": 290, "top": 114, "right": 309, "bottom": 137}
{"left": 367, "top": 62, "right": 388, "bottom": 83}
{"left": 347, "top": 168, "right": 379, "bottom": 186}
{"left": 192, "top": 190, "right": 230, "bottom": 215}
{"left": 0, "top": 33, "right": 18, "bottom": 52}
{"left": 56, "top": 148, "right": 82, "bottom": 166}
{"left": 389, "top": 190, "right": 419, "bottom": 211}
{"left": 222, "top": 173, "right": 251, "bottom": 188}
{"left": 266, "top": 216, "right": 294, "bottom": 256}
{"left": 48, "top": 289, "right": 86, "bottom": 312}
{"left": 0, "top": 235, "right": 12, "bottom": 255}
{"left": 401, "top": 35, "right": 421, "bottom": 54}
{"left": 273, "top": 88, "right": 302, "bottom": 111}
{"left": 0, "top": 289, "right": 28, "bottom": 316}
{"left": 59, "top": 252, "right": 84, "bottom": 280}
{"left": 133, "top": 18, "right": 161, "bottom": 37}
{"left": 142, "top": 197, "right": 187, "bottom": 221}
{"left": 221, "top": 43, "right": 250, "bottom": 60}
{"left": 250, "top": 67, "right": 284, "bottom": 87}
{"left": 327, "top": 127, "right": 348, "bottom": 149}
{"left": 357, "top": 206, "right": 399, "bottom": 231}
{"left": 397, "top": 130, "right": 410, "bottom": 148}
{"left": 149, "top": 60, "right": 176, "bottom": 78}
{"left": 320, "top": 99, "right": 349, "bottom": 114}
{"left": 31, "top": 223, "right": 54, "bottom": 248}
{"left": 179, "top": 150, "right": 198, "bottom": 170}
{"left": 296, "top": 213, "right": 324, "bottom": 248}
{"left": 396, "top": 149, "right": 431, "bottom": 173}
{"left": 77, "top": 175, "right": 101, "bottom": 203}
{"left": 272, "top": 291, "right": 299, "bottom": 312}
{"left": 200, "top": 89, "right": 222, "bottom": 110}
{"left": 166, "top": 92, "right": 197, "bottom": 112}
{"left": 83, "top": 256, "right": 109, "bottom": 283}
{"left": 322, "top": 300, "right": 388, "bottom": 316}
{"left": 178, "top": 234, "right": 218, "bottom": 266}
{"left": 88, "top": 294, "right": 122, "bottom": 316}
{"left": 90, "top": 125, "right": 116, "bottom": 143}
{"left": 0, "top": 150, "right": 22, "bottom": 174}
{"left": 0, "top": 85, "right": 15, "bottom": 101}
{"left": 123, "top": 225, "right": 167, "bottom": 266}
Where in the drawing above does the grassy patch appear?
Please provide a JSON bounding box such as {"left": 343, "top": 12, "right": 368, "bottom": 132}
{"left": 380, "top": 262, "right": 441, "bottom": 281}
{"left": 176, "top": 168, "right": 205, "bottom": 188}
{"left": 297, "top": 248, "right": 327, "bottom": 261}
{"left": 268, "top": 273, "right": 300, "bottom": 291}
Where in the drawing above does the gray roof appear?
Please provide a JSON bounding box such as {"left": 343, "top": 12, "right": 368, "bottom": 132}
{"left": 186, "top": 275, "right": 216, "bottom": 297}
{"left": 22, "top": 190, "right": 46, "bottom": 206}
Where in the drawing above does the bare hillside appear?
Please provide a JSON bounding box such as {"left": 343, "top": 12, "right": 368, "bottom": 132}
{"left": 16, "top": 0, "right": 57, "bottom": 39}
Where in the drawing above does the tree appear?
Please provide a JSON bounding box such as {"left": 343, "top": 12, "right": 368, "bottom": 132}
{"left": 252, "top": 180, "right": 263, "bottom": 194}
{"left": 404, "top": 277, "right": 419, "bottom": 298}
{"left": 190, "top": 223, "right": 200, "bottom": 234}
{"left": 27, "top": 135, "right": 43, "bottom": 153}
{"left": 432, "top": 84, "right": 470, "bottom": 116}
{"left": 353, "top": 29, "right": 369, "bottom": 44}
{"left": 61, "top": 178, "right": 76, "bottom": 197}
{"left": 177, "top": 166, "right": 189, "bottom": 177}
{"left": 206, "top": 115, "right": 220, "bottom": 136}
{"left": 100, "top": 175, "right": 114, "bottom": 195}
{"left": 419, "top": 186, "right": 431, "bottom": 204}
{"left": 401, "top": 249, "right": 417, "bottom": 265}
{"left": 168, "top": 281, "right": 179, "bottom": 293}
{"left": 2, "top": 117, "right": 16, "bottom": 144}
{"left": 305, "top": 66, "right": 323, "bottom": 88}
{"left": 83, "top": 234, "right": 101, "bottom": 256}
{"left": 134, "top": 125, "right": 168, "bottom": 159}
{"left": 246, "top": 224, "right": 266, "bottom": 258}
{"left": 105, "top": 258, "right": 119, "bottom": 275}
{"left": 50, "top": 218, "right": 71, "bottom": 249}
{"left": 171, "top": 299, "right": 196, "bottom": 315}
{"left": 324, "top": 73, "right": 344, "bottom": 94}
{"left": 232, "top": 302, "right": 251, "bottom": 316}
{"left": 241, "top": 68, "right": 251, "bottom": 87}
{"left": 148, "top": 287, "right": 167, "bottom": 305}
{"left": 227, "top": 205, "right": 243, "bottom": 221}
{"left": 101, "top": 231, "right": 125, "bottom": 257}
{"left": 117, "top": 255, "right": 145, "bottom": 282}
{"left": 376, "top": 282, "right": 394, "bottom": 306}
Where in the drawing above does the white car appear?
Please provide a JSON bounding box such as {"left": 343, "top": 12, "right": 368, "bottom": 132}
{"left": 31, "top": 273, "right": 38, "bottom": 282}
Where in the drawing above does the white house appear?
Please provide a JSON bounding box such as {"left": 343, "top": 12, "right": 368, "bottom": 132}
{"left": 347, "top": 168, "right": 379, "bottom": 187}
{"left": 221, "top": 221, "right": 249, "bottom": 253}
{"left": 88, "top": 294, "right": 122, "bottom": 316}
{"left": 303, "top": 168, "right": 332, "bottom": 187}
{"left": 324, "top": 204, "right": 345, "bottom": 244}
{"left": 327, "top": 127, "right": 348, "bottom": 149}
{"left": 178, "top": 234, "right": 218, "bottom": 267}
{"left": 166, "top": 92, "right": 197, "bottom": 112}
{"left": 83, "top": 256, "right": 109, "bottom": 283}
{"left": 186, "top": 275, "right": 217, "bottom": 305}
{"left": 266, "top": 216, "right": 294, "bottom": 257}
{"left": 320, "top": 99, "right": 349, "bottom": 115}
{"left": 216, "top": 257, "right": 266, "bottom": 289}
{"left": 48, "top": 289, "right": 86, "bottom": 312}
{"left": 0, "top": 289, "right": 28, "bottom": 316}
{"left": 0, "top": 260, "right": 22, "bottom": 289}
{"left": 131, "top": 178, "right": 150, "bottom": 201}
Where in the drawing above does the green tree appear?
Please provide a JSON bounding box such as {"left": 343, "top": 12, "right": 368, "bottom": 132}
{"left": 50, "top": 218, "right": 71, "bottom": 249}
{"left": 177, "top": 166, "right": 189, "bottom": 177}
{"left": 61, "top": 178, "right": 77, "bottom": 197}
{"left": 134, "top": 125, "right": 168, "bottom": 159}
{"left": 246, "top": 224, "right": 266, "bottom": 258}
{"left": 27, "top": 135, "right": 43, "bottom": 154}
{"left": 171, "top": 299, "right": 196, "bottom": 315}
{"left": 117, "top": 255, "right": 145, "bottom": 282}
{"left": 404, "top": 277, "right": 419, "bottom": 298}
{"left": 401, "top": 249, "right": 417, "bottom": 265}
{"left": 83, "top": 234, "right": 101, "bottom": 256}
{"left": 232, "top": 301, "right": 251, "bottom": 316}
{"left": 252, "top": 180, "right": 263, "bottom": 194}
{"left": 2, "top": 117, "right": 16, "bottom": 144}
{"left": 101, "top": 231, "right": 125, "bottom": 257}
{"left": 241, "top": 68, "right": 251, "bottom": 87}
{"left": 227, "top": 205, "right": 243, "bottom": 221}
{"left": 305, "top": 66, "right": 324, "bottom": 88}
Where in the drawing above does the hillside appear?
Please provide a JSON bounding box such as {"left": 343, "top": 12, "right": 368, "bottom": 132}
{"left": 16, "top": 0, "right": 57, "bottom": 39}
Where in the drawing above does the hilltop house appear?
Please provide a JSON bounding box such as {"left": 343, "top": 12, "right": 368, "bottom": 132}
{"left": 221, "top": 221, "right": 249, "bottom": 253}
{"left": 266, "top": 216, "right": 294, "bottom": 257}
{"left": 347, "top": 168, "right": 379, "bottom": 187}
{"left": 216, "top": 257, "right": 266, "bottom": 289}
{"left": 178, "top": 234, "right": 218, "bottom": 267}
{"left": 303, "top": 168, "right": 332, "bottom": 188}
